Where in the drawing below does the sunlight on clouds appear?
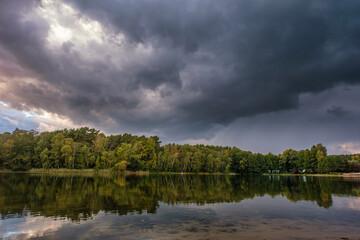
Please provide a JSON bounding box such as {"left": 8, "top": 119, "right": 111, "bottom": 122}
{"left": 338, "top": 142, "right": 360, "bottom": 154}
{"left": 0, "top": 102, "right": 81, "bottom": 133}
{"left": 35, "top": 0, "right": 161, "bottom": 76}
{"left": 0, "top": 103, "right": 37, "bottom": 131}
{"left": 34, "top": 0, "right": 133, "bottom": 74}
{"left": 51, "top": 24, "right": 72, "bottom": 42}
{"left": 37, "top": 0, "right": 104, "bottom": 47}
{"left": 0, "top": 101, "right": 9, "bottom": 107}
{"left": 79, "top": 20, "right": 103, "bottom": 39}
{"left": 1, "top": 116, "right": 19, "bottom": 125}
{"left": 33, "top": 111, "right": 81, "bottom": 132}
{"left": 0, "top": 82, "right": 6, "bottom": 90}
{"left": 0, "top": 103, "right": 22, "bottom": 122}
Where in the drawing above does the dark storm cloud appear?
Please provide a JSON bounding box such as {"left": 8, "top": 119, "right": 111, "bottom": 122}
{"left": 197, "top": 85, "right": 360, "bottom": 154}
{"left": 62, "top": 0, "right": 360, "bottom": 123}
{"left": 1, "top": 0, "right": 360, "bottom": 140}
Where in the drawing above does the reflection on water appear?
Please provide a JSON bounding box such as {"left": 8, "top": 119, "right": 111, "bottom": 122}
{"left": 0, "top": 174, "right": 360, "bottom": 239}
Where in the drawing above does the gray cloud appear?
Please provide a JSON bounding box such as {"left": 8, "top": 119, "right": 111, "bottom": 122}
{"left": 184, "top": 85, "right": 360, "bottom": 154}
{"left": 326, "top": 106, "right": 350, "bottom": 117}
{"left": 0, "top": 0, "right": 360, "bottom": 148}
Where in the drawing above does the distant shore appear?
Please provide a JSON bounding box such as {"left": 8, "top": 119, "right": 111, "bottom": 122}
{"left": 1, "top": 169, "right": 360, "bottom": 177}
{"left": 263, "top": 173, "right": 360, "bottom": 177}
{"left": 0, "top": 169, "right": 149, "bottom": 176}
{"left": 0, "top": 169, "right": 235, "bottom": 175}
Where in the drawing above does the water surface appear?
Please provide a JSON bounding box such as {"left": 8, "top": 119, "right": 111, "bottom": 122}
{"left": 1, "top": 174, "right": 360, "bottom": 239}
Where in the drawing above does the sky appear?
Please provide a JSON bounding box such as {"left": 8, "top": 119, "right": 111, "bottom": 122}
{"left": 0, "top": 0, "right": 360, "bottom": 155}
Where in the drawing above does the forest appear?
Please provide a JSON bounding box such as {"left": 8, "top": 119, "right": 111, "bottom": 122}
{"left": 0, "top": 127, "right": 359, "bottom": 173}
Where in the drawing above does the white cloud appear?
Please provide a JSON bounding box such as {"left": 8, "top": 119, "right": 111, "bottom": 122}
{"left": 338, "top": 142, "right": 360, "bottom": 154}
{"left": 0, "top": 103, "right": 82, "bottom": 133}
{"left": 1, "top": 116, "right": 19, "bottom": 125}
{"left": 51, "top": 24, "right": 72, "bottom": 42}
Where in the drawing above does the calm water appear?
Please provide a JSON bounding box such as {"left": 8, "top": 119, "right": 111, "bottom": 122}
{"left": 1, "top": 174, "right": 360, "bottom": 240}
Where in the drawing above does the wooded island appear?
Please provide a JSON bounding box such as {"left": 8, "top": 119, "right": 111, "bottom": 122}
{"left": 1, "top": 127, "right": 359, "bottom": 173}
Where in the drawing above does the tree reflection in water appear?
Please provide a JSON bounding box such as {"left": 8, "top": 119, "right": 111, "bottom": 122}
{"left": 0, "top": 174, "right": 359, "bottom": 221}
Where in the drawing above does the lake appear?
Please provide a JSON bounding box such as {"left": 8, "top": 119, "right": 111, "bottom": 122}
{"left": 0, "top": 173, "right": 360, "bottom": 239}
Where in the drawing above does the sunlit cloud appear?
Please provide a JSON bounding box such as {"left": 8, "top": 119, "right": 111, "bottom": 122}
{"left": 338, "top": 142, "right": 360, "bottom": 154}
{"left": 1, "top": 116, "right": 19, "bottom": 126}
{"left": 33, "top": 112, "right": 82, "bottom": 132}
{"left": 36, "top": 0, "right": 111, "bottom": 50}
{"left": 0, "top": 102, "right": 81, "bottom": 133}
{"left": 51, "top": 24, "right": 72, "bottom": 42}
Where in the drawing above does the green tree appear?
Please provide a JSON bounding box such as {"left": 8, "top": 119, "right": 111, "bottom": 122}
{"left": 50, "top": 133, "right": 65, "bottom": 168}
{"left": 265, "top": 152, "right": 279, "bottom": 173}
{"left": 318, "top": 156, "right": 335, "bottom": 173}
{"left": 40, "top": 148, "right": 51, "bottom": 169}
{"left": 61, "top": 145, "right": 73, "bottom": 169}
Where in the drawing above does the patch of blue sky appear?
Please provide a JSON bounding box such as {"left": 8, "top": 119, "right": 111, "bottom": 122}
{"left": 0, "top": 104, "right": 39, "bottom": 133}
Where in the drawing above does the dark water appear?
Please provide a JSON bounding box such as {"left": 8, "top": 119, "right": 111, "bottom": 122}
{"left": 1, "top": 174, "right": 360, "bottom": 240}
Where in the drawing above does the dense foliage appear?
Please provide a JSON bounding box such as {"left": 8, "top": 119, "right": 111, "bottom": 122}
{"left": 0, "top": 128, "right": 359, "bottom": 173}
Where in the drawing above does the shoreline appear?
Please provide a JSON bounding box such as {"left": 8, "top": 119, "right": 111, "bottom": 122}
{"left": 0, "top": 169, "right": 149, "bottom": 176}
{"left": 0, "top": 169, "right": 359, "bottom": 177}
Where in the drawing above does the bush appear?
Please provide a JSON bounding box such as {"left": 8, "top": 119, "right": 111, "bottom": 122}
{"left": 9, "top": 155, "right": 31, "bottom": 171}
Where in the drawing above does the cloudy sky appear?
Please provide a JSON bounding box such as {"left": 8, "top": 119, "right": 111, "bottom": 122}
{"left": 1, "top": 0, "right": 360, "bottom": 154}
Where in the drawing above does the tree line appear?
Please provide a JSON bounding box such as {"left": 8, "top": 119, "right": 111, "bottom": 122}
{"left": 0, "top": 127, "right": 359, "bottom": 173}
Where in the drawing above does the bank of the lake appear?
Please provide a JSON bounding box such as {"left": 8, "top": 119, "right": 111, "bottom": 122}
{"left": 0, "top": 168, "right": 234, "bottom": 175}
{"left": 265, "top": 172, "right": 360, "bottom": 177}
{"left": 2, "top": 168, "right": 360, "bottom": 177}
{"left": 0, "top": 168, "right": 149, "bottom": 176}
